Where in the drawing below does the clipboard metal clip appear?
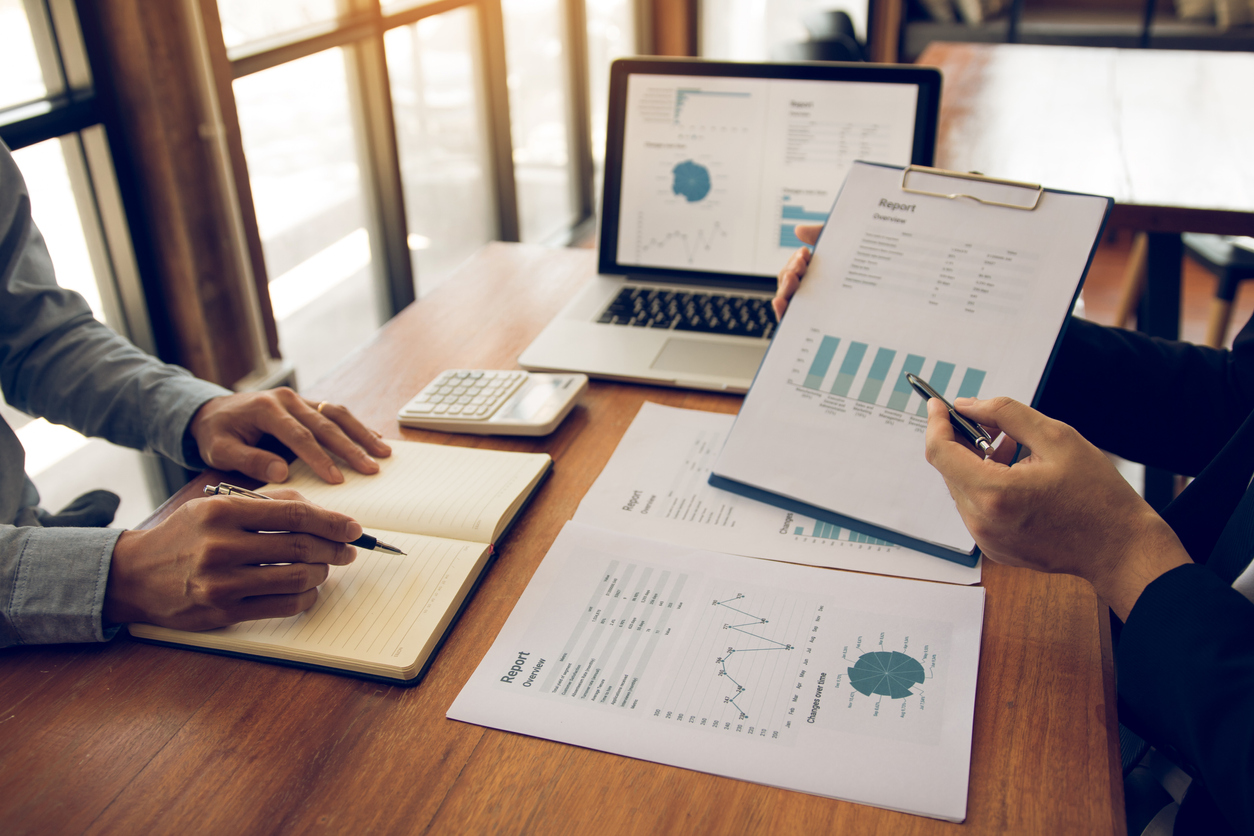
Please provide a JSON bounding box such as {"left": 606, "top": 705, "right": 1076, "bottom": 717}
{"left": 901, "top": 165, "right": 1044, "bottom": 211}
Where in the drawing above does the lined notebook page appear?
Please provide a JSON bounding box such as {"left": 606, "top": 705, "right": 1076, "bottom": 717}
{"left": 274, "top": 439, "right": 549, "bottom": 542}
{"left": 130, "top": 530, "right": 489, "bottom": 677}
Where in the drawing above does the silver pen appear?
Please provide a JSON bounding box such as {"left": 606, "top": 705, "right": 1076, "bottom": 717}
{"left": 203, "top": 482, "right": 407, "bottom": 555}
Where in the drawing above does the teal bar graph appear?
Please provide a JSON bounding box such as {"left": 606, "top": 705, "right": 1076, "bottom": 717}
{"left": 886, "top": 354, "right": 925, "bottom": 411}
{"left": 857, "top": 348, "right": 897, "bottom": 404}
{"left": 804, "top": 336, "right": 840, "bottom": 389}
{"left": 917, "top": 361, "right": 956, "bottom": 416}
{"left": 957, "top": 368, "right": 986, "bottom": 399}
{"left": 802, "top": 519, "right": 892, "bottom": 546}
{"left": 831, "top": 342, "right": 867, "bottom": 396}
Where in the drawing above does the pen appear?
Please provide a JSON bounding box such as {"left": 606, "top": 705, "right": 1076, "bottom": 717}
{"left": 203, "top": 482, "right": 407, "bottom": 555}
{"left": 904, "top": 372, "right": 996, "bottom": 456}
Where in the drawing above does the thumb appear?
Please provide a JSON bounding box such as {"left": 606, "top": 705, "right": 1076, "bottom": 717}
{"left": 795, "top": 224, "right": 822, "bottom": 246}
{"left": 202, "top": 436, "right": 290, "bottom": 483}
{"left": 952, "top": 396, "right": 1053, "bottom": 451}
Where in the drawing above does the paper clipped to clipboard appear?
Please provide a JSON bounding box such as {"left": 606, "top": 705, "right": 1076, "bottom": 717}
{"left": 709, "top": 161, "right": 1112, "bottom": 564}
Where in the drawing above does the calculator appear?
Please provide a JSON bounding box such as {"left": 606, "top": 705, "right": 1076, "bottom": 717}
{"left": 397, "top": 370, "right": 587, "bottom": 435}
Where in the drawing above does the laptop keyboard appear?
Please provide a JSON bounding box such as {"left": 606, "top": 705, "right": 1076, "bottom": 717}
{"left": 596, "top": 286, "right": 776, "bottom": 338}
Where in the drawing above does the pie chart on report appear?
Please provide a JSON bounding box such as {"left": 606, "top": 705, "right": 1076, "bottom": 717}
{"left": 847, "top": 650, "right": 925, "bottom": 699}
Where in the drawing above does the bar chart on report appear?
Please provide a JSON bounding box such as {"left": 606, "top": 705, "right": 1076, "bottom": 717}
{"left": 789, "top": 329, "right": 986, "bottom": 417}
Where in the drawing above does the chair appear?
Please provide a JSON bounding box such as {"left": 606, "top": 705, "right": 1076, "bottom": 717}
{"left": 1183, "top": 233, "right": 1254, "bottom": 348}
{"left": 1115, "top": 233, "right": 1254, "bottom": 348}
{"left": 770, "top": 11, "right": 866, "bottom": 63}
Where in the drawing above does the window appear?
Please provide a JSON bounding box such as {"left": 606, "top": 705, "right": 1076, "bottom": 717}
{"left": 216, "top": 0, "right": 637, "bottom": 386}
{"left": 1, "top": 0, "right": 163, "bottom": 526}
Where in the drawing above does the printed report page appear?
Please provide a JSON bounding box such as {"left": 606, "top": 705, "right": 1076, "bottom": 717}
{"left": 448, "top": 522, "right": 985, "bottom": 822}
{"left": 574, "top": 402, "right": 980, "bottom": 585}
{"left": 711, "top": 163, "right": 1110, "bottom": 553}
{"left": 614, "top": 74, "right": 918, "bottom": 276}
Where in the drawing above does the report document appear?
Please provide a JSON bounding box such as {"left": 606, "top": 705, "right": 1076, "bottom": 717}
{"left": 710, "top": 162, "right": 1111, "bottom": 561}
{"left": 575, "top": 402, "right": 979, "bottom": 585}
{"left": 449, "top": 521, "right": 985, "bottom": 822}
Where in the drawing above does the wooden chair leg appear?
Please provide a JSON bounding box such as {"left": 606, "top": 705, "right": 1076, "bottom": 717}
{"left": 1205, "top": 297, "right": 1234, "bottom": 348}
{"left": 1114, "top": 232, "right": 1149, "bottom": 328}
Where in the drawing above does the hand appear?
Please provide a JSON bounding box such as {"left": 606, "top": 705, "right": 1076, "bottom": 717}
{"left": 104, "top": 489, "right": 362, "bottom": 630}
{"left": 190, "top": 387, "right": 392, "bottom": 484}
{"left": 772, "top": 223, "right": 823, "bottom": 319}
{"left": 923, "top": 396, "right": 1191, "bottom": 620}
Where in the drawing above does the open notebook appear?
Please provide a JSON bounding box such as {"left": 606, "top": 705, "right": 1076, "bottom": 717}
{"left": 129, "top": 439, "right": 551, "bottom": 684}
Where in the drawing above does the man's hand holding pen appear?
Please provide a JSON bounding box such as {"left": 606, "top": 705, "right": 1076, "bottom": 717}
{"left": 103, "top": 391, "right": 390, "bottom": 632}
{"left": 773, "top": 222, "right": 1192, "bottom": 620}
{"left": 105, "top": 489, "right": 362, "bottom": 631}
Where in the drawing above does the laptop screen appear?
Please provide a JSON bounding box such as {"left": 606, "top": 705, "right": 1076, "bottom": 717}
{"left": 598, "top": 59, "right": 941, "bottom": 287}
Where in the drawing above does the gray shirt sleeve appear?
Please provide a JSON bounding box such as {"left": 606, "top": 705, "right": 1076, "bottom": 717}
{"left": 0, "top": 141, "right": 230, "bottom": 646}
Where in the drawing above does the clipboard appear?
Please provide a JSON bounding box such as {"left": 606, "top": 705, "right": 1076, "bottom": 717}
{"left": 707, "top": 161, "right": 1113, "bottom": 566}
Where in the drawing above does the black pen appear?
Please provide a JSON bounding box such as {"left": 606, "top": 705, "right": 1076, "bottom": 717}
{"left": 905, "top": 372, "right": 996, "bottom": 456}
{"left": 203, "top": 482, "right": 407, "bottom": 555}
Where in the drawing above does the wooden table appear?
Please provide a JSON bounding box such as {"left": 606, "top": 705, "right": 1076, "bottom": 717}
{"left": 0, "top": 244, "right": 1122, "bottom": 834}
{"left": 919, "top": 41, "right": 1254, "bottom": 507}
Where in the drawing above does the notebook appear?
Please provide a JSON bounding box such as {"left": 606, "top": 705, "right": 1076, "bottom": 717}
{"left": 518, "top": 57, "right": 941, "bottom": 392}
{"left": 128, "top": 439, "right": 551, "bottom": 684}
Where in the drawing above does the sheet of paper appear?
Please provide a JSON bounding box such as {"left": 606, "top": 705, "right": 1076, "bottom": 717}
{"left": 575, "top": 402, "right": 979, "bottom": 585}
{"left": 130, "top": 530, "right": 488, "bottom": 676}
{"left": 449, "top": 522, "right": 985, "bottom": 822}
{"left": 712, "top": 162, "right": 1109, "bottom": 553}
{"left": 276, "top": 439, "right": 548, "bottom": 543}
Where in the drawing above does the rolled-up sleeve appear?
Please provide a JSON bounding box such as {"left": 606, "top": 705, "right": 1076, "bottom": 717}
{"left": 0, "top": 526, "right": 123, "bottom": 646}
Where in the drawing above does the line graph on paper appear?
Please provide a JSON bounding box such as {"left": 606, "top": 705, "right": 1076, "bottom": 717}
{"left": 649, "top": 586, "right": 823, "bottom": 744}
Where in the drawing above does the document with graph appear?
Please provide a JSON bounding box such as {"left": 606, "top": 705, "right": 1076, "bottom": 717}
{"left": 574, "top": 402, "right": 980, "bottom": 585}
{"left": 709, "top": 162, "right": 1112, "bottom": 563}
{"left": 448, "top": 521, "right": 985, "bottom": 822}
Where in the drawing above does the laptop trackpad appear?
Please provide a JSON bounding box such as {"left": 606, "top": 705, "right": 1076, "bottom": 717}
{"left": 650, "top": 339, "right": 766, "bottom": 379}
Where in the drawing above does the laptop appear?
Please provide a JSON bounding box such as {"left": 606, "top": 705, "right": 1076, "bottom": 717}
{"left": 519, "top": 57, "right": 942, "bottom": 392}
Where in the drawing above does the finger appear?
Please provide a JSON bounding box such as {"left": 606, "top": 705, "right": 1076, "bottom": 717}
{"left": 795, "top": 224, "right": 822, "bottom": 246}
{"left": 924, "top": 398, "right": 994, "bottom": 490}
{"left": 202, "top": 434, "right": 293, "bottom": 484}
{"left": 250, "top": 402, "right": 346, "bottom": 483}
{"left": 207, "top": 560, "right": 333, "bottom": 607}
{"left": 991, "top": 433, "right": 1019, "bottom": 466}
{"left": 284, "top": 398, "right": 384, "bottom": 478}
{"left": 243, "top": 531, "right": 358, "bottom": 567}
{"left": 203, "top": 496, "right": 363, "bottom": 544}
{"left": 950, "top": 397, "right": 1057, "bottom": 453}
{"left": 303, "top": 399, "right": 392, "bottom": 459}
{"left": 226, "top": 589, "right": 321, "bottom": 623}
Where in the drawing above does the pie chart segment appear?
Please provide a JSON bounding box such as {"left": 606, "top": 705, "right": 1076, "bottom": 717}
{"left": 847, "top": 651, "right": 925, "bottom": 699}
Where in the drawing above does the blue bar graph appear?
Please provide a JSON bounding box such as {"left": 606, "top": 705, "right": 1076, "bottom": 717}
{"left": 857, "top": 348, "right": 897, "bottom": 404}
{"left": 917, "top": 361, "right": 956, "bottom": 416}
{"left": 802, "top": 519, "right": 891, "bottom": 546}
{"left": 798, "top": 332, "right": 987, "bottom": 415}
{"left": 831, "top": 342, "right": 867, "bottom": 396}
{"left": 886, "top": 354, "right": 926, "bottom": 411}
{"left": 804, "top": 336, "right": 840, "bottom": 389}
{"left": 957, "top": 368, "right": 987, "bottom": 399}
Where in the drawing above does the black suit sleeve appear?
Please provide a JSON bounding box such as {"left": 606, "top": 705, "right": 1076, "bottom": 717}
{"left": 1038, "top": 315, "right": 1254, "bottom": 475}
{"left": 1117, "top": 564, "right": 1254, "bottom": 834}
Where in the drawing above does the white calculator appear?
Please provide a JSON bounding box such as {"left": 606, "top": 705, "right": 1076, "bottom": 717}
{"left": 397, "top": 370, "right": 587, "bottom": 435}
